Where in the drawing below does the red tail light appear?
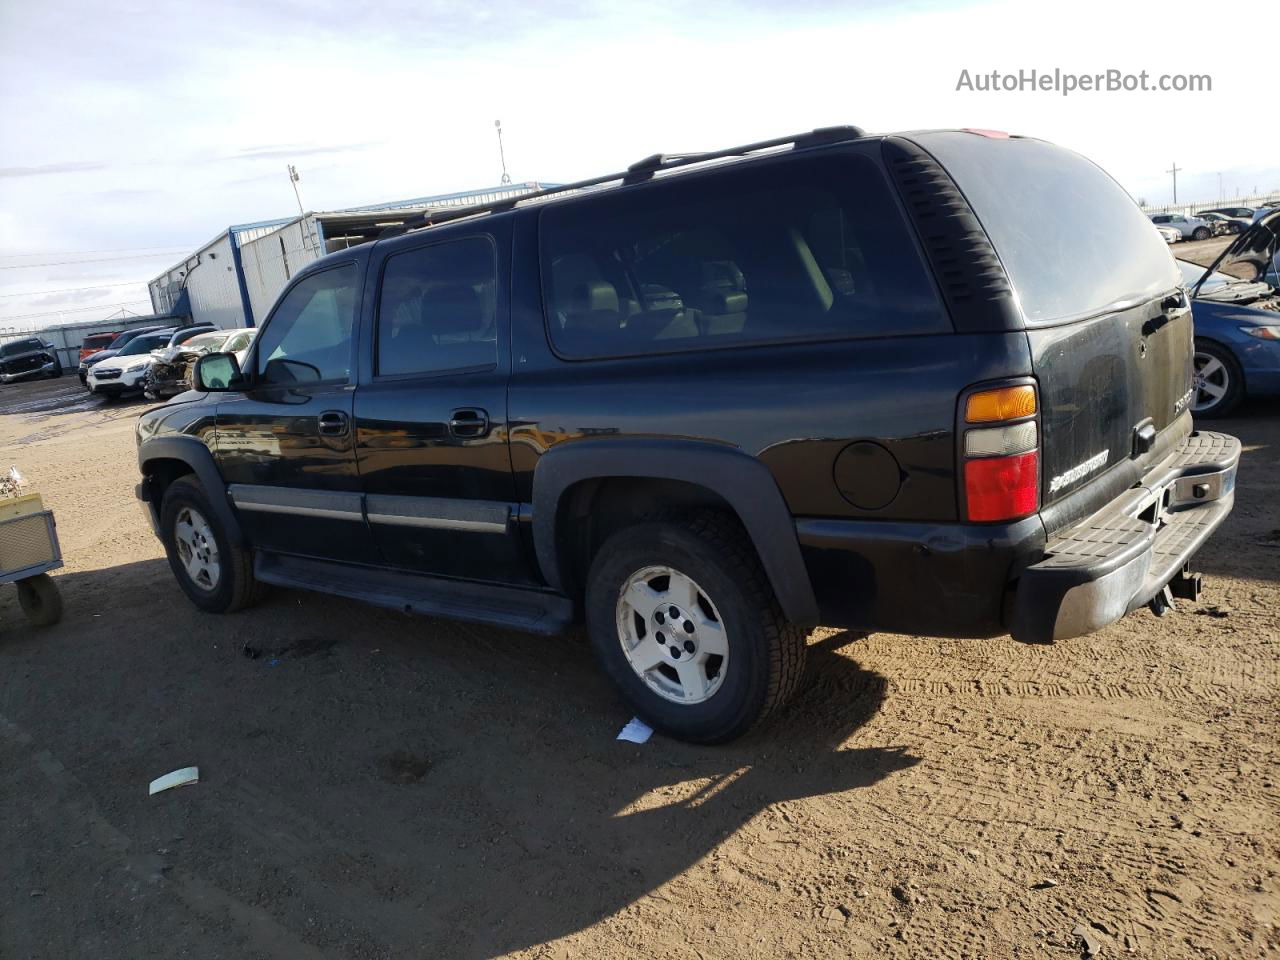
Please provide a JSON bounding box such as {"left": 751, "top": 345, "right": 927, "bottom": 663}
{"left": 964, "top": 451, "right": 1039, "bottom": 521}
{"left": 961, "top": 383, "right": 1040, "bottom": 522}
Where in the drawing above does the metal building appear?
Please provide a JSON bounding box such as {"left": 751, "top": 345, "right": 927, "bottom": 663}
{"left": 148, "top": 183, "right": 547, "bottom": 330}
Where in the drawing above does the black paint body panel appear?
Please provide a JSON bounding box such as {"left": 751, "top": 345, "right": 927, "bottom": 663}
{"left": 132, "top": 129, "right": 1217, "bottom": 642}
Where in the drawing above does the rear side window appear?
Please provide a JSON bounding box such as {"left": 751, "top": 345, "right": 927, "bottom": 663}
{"left": 917, "top": 133, "right": 1181, "bottom": 324}
{"left": 257, "top": 263, "right": 358, "bottom": 384}
{"left": 376, "top": 237, "right": 498, "bottom": 376}
{"left": 540, "top": 153, "right": 947, "bottom": 359}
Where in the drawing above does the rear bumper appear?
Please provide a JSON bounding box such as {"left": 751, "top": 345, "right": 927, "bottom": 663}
{"left": 1010, "top": 430, "right": 1239, "bottom": 644}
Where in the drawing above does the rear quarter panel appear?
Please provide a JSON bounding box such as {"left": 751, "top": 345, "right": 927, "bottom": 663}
{"left": 507, "top": 212, "right": 1033, "bottom": 523}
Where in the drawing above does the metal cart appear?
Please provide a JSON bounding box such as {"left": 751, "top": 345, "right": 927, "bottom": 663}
{"left": 1, "top": 493, "right": 63, "bottom": 626}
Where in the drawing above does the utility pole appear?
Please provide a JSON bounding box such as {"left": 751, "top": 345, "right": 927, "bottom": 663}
{"left": 1167, "top": 162, "right": 1181, "bottom": 204}
{"left": 287, "top": 164, "right": 305, "bottom": 216}
{"left": 495, "top": 120, "right": 511, "bottom": 185}
{"left": 1217, "top": 172, "right": 1222, "bottom": 202}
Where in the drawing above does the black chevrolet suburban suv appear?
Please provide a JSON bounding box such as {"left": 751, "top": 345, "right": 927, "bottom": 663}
{"left": 135, "top": 127, "right": 1241, "bottom": 742}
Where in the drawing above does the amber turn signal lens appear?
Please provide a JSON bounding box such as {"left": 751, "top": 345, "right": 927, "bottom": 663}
{"left": 966, "top": 385, "right": 1037, "bottom": 423}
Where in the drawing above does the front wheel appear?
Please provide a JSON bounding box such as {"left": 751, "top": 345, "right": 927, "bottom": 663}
{"left": 585, "top": 512, "right": 808, "bottom": 743}
{"left": 160, "top": 476, "right": 263, "bottom": 613}
{"left": 16, "top": 574, "right": 62, "bottom": 626}
{"left": 1192, "top": 226, "right": 1211, "bottom": 241}
{"left": 1192, "top": 339, "right": 1244, "bottom": 418}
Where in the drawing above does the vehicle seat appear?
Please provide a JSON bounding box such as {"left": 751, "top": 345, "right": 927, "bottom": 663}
{"left": 423, "top": 283, "right": 496, "bottom": 367}
{"left": 562, "top": 281, "right": 624, "bottom": 338}
{"left": 695, "top": 261, "right": 748, "bottom": 335}
{"left": 699, "top": 289, "right": 748, "bottom": 336}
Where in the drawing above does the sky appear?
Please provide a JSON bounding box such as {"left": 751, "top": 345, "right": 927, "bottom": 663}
{"left": 1, "top": 0, "right": 1277, "bottom": 332}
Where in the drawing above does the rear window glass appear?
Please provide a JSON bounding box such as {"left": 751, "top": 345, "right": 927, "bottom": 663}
{"left": 539, "top": 152, "right": 948, "bottom": 359}
{"left": 917, "top": 133, "right": 1180, "bottom": 324}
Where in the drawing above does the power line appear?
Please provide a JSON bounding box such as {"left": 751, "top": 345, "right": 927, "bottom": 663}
{"left": 0, "top": 245, "right": 195, "bottom": 258}
{"left": 0, "top": 299, "right": 153, "bottom": 323}
{"left": 0, "top": 252, "right": 191, "bottom": 270}
{"left": 0, "top": 280, "right": 149, "bottom": 299}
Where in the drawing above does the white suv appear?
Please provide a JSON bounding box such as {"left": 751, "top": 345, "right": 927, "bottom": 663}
{"left": 86, "top": 329, "right": 174, "bottom": 400}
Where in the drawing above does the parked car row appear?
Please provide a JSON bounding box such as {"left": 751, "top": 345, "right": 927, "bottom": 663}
{"left": 1151, "top": 204, "right": 1280, "bottom": 242}
{"left": 74, "top": 322, "right": 256, "bottom": 402}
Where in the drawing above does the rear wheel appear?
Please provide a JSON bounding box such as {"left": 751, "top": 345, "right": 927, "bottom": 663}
{"left": 16, "top": 574, "right": 62, "bottom": 626}
{"left": 1192, "top": 339, "right": 1244, "bottom": 418}
{"left": 585, "top": 512, "right": 808, "bottom": 743}
{"left": 160, "top": 476, "right": 263, "bottom": 613}
{"left": 1192, "top": 226, "right": 1211, "bottom": 241}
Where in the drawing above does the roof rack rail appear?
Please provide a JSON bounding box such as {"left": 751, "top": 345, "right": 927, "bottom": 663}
{"left": 377, "top": 125, "right": 867, "bottom": 241}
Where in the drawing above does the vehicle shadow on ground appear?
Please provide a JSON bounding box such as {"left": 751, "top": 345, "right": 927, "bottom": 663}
{"left": 0, "top": 560, "right": 915, "bottom": 959}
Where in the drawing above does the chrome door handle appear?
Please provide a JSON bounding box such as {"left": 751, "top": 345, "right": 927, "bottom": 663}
{"left": 448, "top": 408, "right": 490, "bottom": 438}
{"left": 317, "top": 410, "right": 349, "bottom": 436}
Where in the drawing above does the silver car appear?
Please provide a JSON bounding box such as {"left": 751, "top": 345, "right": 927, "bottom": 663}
{"left": 1149, "top": 213, "right": 1214, "bottom": 241}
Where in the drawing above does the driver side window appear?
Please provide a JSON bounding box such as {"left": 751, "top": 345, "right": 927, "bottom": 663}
{"left": 255, "top": 264, "right": 359, "bottom": 384}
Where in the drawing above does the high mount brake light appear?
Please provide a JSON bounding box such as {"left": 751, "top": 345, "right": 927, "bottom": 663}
{"left": 961, "top": 383, "right": 1040, "bottom": 523}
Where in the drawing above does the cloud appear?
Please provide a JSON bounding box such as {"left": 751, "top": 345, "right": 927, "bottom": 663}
{"left": 226, "top": 142, "right": 381, "bottom": 162}
{"left": 0, "top": 161, "right": 108, "bottom": 178}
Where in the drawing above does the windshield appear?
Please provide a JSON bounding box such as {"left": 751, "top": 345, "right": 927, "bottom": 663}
{"left": 108, "top": 330, "right": 146, "bottom": 349}
{"left": 117, "top": 334, "right": 169, "bottom": 356}
{"left": 1, "top": 339, "right": 43, "bottom": 357}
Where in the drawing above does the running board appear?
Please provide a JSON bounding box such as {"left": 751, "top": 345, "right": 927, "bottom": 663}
{"left": 253, "top": 553, "right": 574, "bottom": 636}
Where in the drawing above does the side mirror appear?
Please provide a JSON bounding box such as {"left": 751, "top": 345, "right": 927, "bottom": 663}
{"left": 193, "top": 352, "right": 243, "bottom": 392}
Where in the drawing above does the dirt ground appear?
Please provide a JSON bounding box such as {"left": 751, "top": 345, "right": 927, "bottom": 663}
{"left": 0, "top": 371, "right": 1276, "bottom": 960}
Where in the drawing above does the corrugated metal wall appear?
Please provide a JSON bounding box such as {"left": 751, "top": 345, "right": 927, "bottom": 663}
{"left": 240, "top": 217, "right": 324, "bottom": 324}
{"left": 179, "top": 233, "right": 246, "bottom": 329}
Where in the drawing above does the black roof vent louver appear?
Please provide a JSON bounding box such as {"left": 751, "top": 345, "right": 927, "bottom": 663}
{"left": 882, "top": 136, "right": 1021, "bottom": 333}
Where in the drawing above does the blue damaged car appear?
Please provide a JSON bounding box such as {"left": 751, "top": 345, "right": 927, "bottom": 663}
{"left": 1178, "top": 209, "right": 1280, "bottom": 417}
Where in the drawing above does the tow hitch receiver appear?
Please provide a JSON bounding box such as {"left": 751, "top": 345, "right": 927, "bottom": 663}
{"left": 1169, "top": 565, "right": 1203, "bottom": 601}
{"left": 1149, "top": 565, "right": 1203, "bottom": 616}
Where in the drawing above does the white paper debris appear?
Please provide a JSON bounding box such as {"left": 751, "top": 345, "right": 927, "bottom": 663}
{"left": 616, "top": 717, "right": 653, "bottom": 744}
{"left": 149, "top": 766, "right": 199, "bottom": 796}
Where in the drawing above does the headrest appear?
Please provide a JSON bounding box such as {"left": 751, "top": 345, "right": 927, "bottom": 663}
{"left": 569, "top": 280, "right": 618, "bottom": 314}
{"left": 427, "top": 284, "right": 484, "bottom": 334}
{"left": 701, "top": 290, "right": 748, "bottom": 315}
{"left": 701, "top": 260, "right": 745, "bottom": 291}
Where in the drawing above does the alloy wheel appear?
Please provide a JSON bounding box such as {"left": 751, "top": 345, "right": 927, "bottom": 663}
{"left": 173, "top": 506, "right": 221, "bottom": 591}
{"left": 1192, "top": 350, "right": 1230, "bottom": 414}
{"left": 615, "top": 565, "right": 729, "bottom": 705}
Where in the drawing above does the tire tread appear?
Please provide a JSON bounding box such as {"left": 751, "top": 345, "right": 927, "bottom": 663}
{"left": 676, "top": 509, "right": 807, "bottom": 723}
